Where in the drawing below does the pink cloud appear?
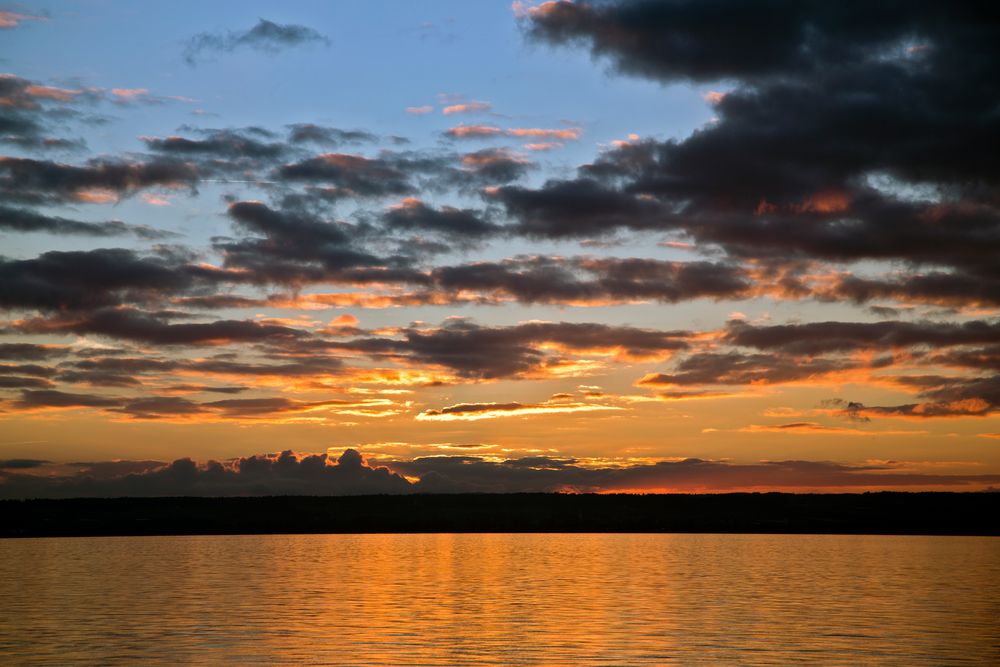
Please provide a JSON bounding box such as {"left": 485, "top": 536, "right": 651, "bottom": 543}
{"left": 443, "top": 101, "right": 492, "bottom": 115}
{"left": 142, "top": 193, "right": 171, "bottom": 207}
{"left": 406, "top": 105, "right": 434, "bottom": 114}
{"left": 0, "top": 11, "right": 47, "bottom": 28}
{"left": 23, "top": 84, "right": 80, "bottom": 103}
{"left": 507, "top": 127, "right": 581, "bottom": 140}
{"left": 524, "top": 142, "right": 563, "bottom": 151}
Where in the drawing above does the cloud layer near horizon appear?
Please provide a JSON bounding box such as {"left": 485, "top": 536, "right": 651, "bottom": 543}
{"left": 3, "top": 448, "right": 999, "bottom": 498}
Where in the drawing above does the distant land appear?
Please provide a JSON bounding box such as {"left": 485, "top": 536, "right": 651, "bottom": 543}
{"left": 2, "top": 492, "right": 998, "bottom": 538}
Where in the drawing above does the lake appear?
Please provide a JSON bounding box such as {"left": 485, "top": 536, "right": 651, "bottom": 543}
{"left": 1, "top": 534, "right": 998, "bottom": 665}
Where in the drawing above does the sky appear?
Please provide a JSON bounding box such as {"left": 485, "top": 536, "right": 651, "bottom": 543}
{"left": 1, "top": 0, "right": 999, "bottom": 496}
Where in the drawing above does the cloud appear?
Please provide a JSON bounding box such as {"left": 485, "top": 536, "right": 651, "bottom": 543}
{"left": 638, "top": 352, "right": 850, "bottom": 387}
{"left": 0, "top": 343, "right": 67, "bottom": 361}
{"left": 0, "top": 156, "right": 199, "bottom": 205}
{"left": 506, "top": 127, "right": 581, "bottom": 140}
{"left": 0, "top": 449, "right": 411, "bottom": 498}
{"left": 460, "top": 148, "right": 533, "bottom": 183}
{"left": 488, "top": 178, "right": 669, "bottom": 237}
{"left": 416, "top": 400, "right": 622, "bottom": 421}
{"left": 183, "top": 19, "right": 329, "bottom": 65}
{"left": 286, "top": 123, "right": 378, "bottom": 146}
{"left": 0, "top": 248, "right": 225, "bottom": 311}
{"left": 14, "top": 389, "right": 120, "bottom": 410}
{"left": 0, "top": 204, "right": 174, "bottom": 239}
{"left": 524, "top": 142, "right": 563, "bottom": 151}
{"left": 737, "top": 422, "right": 926, "bottom": 436}
{"left": 382, "top": 198, "right": 500, "bottom": 238}
{"left": 393, "top": 455, "right": 1000, "bottom": 493}
{"left": 276, "top": 153, "right": 418, "bottom": 198}
{"left": 335, "top": 318, "right": 690, "bottom": 379}
{"left": 5, "top": 449, "right": 999, "bottom": 498}
{"left": 444, "top": 124, "right": 504, "bottom": 139}
{"left": 16, "top": 308, "right": 306, "bottom": 346}
{"left": 725, "top": 319, "right": 1000, "bottom": 356}
{"left": 0, "top": 459, "right": 49, "bottom": 469}
{"left": 0, "top": 10, "right": 47, "bottom": 29}
{"left": 832, "top": 375, "right": 1000, "bottom": 419}
{"left": 142, "top": 127, "right": 289, "bottom": 164}
{"left": 442, "top": 101, "right": 492, "bottom": 115}
{"left": 406, "top": 105, "right": 434, "bottom": 114}
{"left": 510, "top": 0, "right": 1000, "bottom": 307}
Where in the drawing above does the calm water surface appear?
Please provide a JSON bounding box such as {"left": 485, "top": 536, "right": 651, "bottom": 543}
{"left": 1, "top": 533, "right": 998, "bottom": 665}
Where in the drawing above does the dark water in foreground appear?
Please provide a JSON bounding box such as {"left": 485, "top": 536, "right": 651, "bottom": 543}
{"left": 1, "top": 534, "right": 998, "bottom": 665}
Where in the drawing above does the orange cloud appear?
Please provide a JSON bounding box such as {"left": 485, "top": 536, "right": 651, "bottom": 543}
{"left": 738, "top": 422, "right": 928, "bottom": 436}
{"left": 112, "top": 88, "right": 149, "bottom": 99}
{"left": 512, "top": 1, "right": 567, "bottom": 20}
{"left": 704, "top": 91, "right": 726, "bottom": 105}
{"left": 793, "top": 190, "right": 851, "bottom": 214}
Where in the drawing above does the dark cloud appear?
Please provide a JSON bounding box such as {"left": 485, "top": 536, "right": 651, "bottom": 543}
{"left": 382, "top": 198, "right": 499, "bottom": 238}
{"left": 276, "top": 153, "right": 419, "bottom": 199}
{"left": 0, "top": 248, "right": 225, "bottom": 311}
{"left": 725, "top": 319, "right": 1000, "bottom": 356}
{"left": 0, "top": 459, "right": 50, "bottom": 470}
{"left": 336, "top": 319, "right": 690, "bottom": 379}
{"left": 0, "top": 343, "right": 67, "bottom": 361}
{"left": 183, "top": 19, "right": 329, "bottom": 65}
{"left": 0, "top": 363, "right": 58, "bottom": 378}
{"left": 287, "top": 124, "right": 378, "bottom": 146}
{"left": 432, "top": 255, "right": 752, "bottom": 304}
{"left": 0, "top": 449, "right": 410, "bottom": 498}
{"left": 831, "top": 271, "right": 1000, "bottom": 308}
{"left": 489, "top": 178, "right": 668, "bottom": 238}
{"left": 515, "top": 1, "right": 1000, "bottom": 296}
{"left": 524, "top": 1, "right": 964, "bottom": 83}
{"left": 0, "top": 156, "right": 199, "bottom": 204}
{"left": 217, "top": 200, "right": 391, "bottom": 283}
{"left": 0, "top": 204, "right": 174, "bottom": 239}
{"left": 395, "top": 455, "right": 1000, "bottom": 493}
{"left": 0, "top": 376, "right": 54, "bottom": 389}
{"left": 16, "top": 307, "right": 306, "bottom": 346}
{"left": 639, "top": 352, "right": 850, "bottom": 387}
{"left": 183, "top": 354, "right": 343, "bottom": 379}
{"left": 14, "top": 389, "right": 120, "bottom": 409}
{"left": 142, "top": 127, "right": 289, "bottom": 166}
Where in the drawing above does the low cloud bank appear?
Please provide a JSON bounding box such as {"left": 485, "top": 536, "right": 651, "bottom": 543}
{"left": 2, "top": 449, "right": 998, "bottom": 498}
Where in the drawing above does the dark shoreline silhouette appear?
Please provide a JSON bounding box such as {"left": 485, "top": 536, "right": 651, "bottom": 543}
{"left": 2, "top": 492, "right": 998, "bottom": 538}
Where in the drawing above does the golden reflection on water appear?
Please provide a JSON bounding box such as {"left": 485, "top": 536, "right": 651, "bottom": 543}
{"left": 1, "top": 533, "right": 999, "bottom": 665}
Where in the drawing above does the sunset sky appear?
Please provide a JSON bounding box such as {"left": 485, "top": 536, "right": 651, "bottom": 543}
{"left": 2, "top": 0, "right": 999, "bottom": 495}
